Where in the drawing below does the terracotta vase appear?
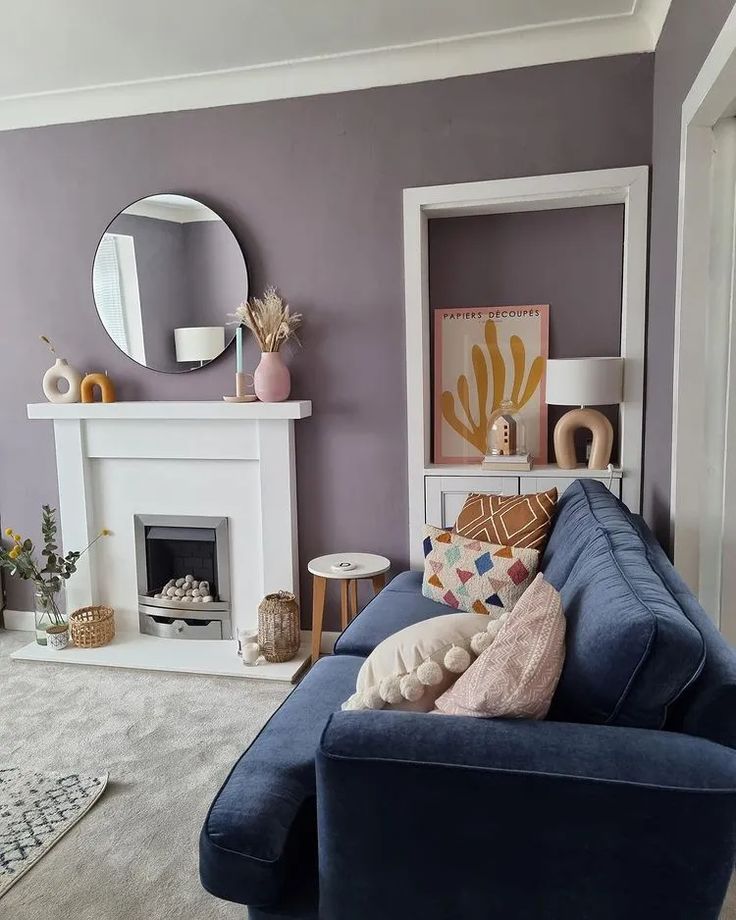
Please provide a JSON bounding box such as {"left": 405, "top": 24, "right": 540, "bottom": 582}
{"left": 254, "top": 352, "right": 290, "bottom": 402}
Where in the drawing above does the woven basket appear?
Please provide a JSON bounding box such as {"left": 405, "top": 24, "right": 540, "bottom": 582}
{"left": 69, "top": 605, "right": 115, "bottom": 649}
{"left": 258, "top": 592, "right": 300, "bottom": 663}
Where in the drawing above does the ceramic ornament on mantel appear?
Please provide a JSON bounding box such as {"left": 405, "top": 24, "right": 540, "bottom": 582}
{"left": 232, "top": 286, "right": 302, "bottom": 402}
{"left": 40, "top": 336, "right": 82, "bottom": 404}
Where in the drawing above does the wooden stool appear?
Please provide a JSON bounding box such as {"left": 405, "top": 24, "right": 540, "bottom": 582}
{"left": 308, "top": 553, "right": 390, "bottom": 665}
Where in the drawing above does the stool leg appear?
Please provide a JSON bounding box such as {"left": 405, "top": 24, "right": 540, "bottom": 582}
{"left": 349, "top": 579, "right": 358, "bottom": 619}
{"left": 311, "top": 576, "right": 327, "bottom": 665}
{"left": 340, "top": 579, "right": 350, "bottom": 631}
{"left": 371, "top": 573, "right": 386, "bottom": 595}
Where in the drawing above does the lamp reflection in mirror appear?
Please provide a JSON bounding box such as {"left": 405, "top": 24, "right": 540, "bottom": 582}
{"left": 174, "top": 326, "right": 225, "bottom": 368}
{"left": 546, "top": 358, "right": 623, "bottom": 470}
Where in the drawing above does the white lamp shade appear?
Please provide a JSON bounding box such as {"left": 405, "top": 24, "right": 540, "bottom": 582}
{"left": 545, "top": 357, "right": 624, "bottom": 406}
{"left": 174, "top": 326, "right": 225, "bottom": 362}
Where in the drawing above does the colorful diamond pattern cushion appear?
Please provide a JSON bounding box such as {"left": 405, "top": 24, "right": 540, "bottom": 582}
{"left": 455, "top": 489, "right": 558, "bottom": 551}
{"left": 422, "top": 524, "right": 539, "bottom": 615}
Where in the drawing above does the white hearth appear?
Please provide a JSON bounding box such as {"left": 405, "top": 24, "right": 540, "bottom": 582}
{"left": 13, "top": 400, "right": 312, "bottom": 680}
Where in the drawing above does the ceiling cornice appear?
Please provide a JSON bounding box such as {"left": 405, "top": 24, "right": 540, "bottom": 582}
{"left": 0, "top": 10, "right": 662, "bottom": 132}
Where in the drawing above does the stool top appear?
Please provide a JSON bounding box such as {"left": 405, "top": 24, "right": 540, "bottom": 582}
{"left": 308, "top": 553, "right": 390, "bottom": 579}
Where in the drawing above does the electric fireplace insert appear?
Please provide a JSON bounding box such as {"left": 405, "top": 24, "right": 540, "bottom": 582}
{"left": 134, "top": 514, "right": 231, "bottom": 639}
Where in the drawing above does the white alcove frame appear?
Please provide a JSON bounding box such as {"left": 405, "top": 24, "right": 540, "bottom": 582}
{"left": 404, "top": 167, "right": 649, "bottom": 566}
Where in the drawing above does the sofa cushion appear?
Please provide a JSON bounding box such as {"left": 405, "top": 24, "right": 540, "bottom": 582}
{"left": 543, "top": 480, "right": 705, "bottom": 729}
{"left": 435, "top": 574, "right": 566, "bottom": 720}
{"left": 455, "top": 488, "right": 558, "bottom": 551}
{"left": 627, "top": 514, "right": 736, "bottom": 749}
{"left": 334, "top": 571, "right": 451, "bottom": 657}
{"left": 343, "top": 612, "right": 492, "bottom": 712}
{"left": 422, "top": 524, "right": 539, "bottom": 614}
{"left": 199, "top": 654, "right": 363, "bottom": 907}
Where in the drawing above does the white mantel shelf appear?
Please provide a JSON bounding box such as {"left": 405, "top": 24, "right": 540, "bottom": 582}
{"left": 27, "top": 400, "right": 312, "bottom": 420}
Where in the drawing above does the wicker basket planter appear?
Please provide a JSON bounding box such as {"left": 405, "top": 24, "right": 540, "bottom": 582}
{"left": 258, "top": 592, "right": 300, "bottom": 663}
{"left": 69, "top": 605, "right": 115, "bottom": 648}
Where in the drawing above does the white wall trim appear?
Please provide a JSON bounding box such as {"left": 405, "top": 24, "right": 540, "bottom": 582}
{"left": 404, "top": 167, "right": 649, "bottom": 568}
{"left": 636, "top": 0, "right": 673, "bottom": 47}
{"left": 319, "top": 631, "right": 341, "bottom": 655}
{"left": 122, "top": 199, "right": 219, "bottom": 223}
{"left": 671, "top": 5, "right": 736, "bottom": 609}
{"left": 0, "top": 15, "right": 656, "bottom": 132}
{"left": 2, "top": 610, "right": 34, "bottom": 631}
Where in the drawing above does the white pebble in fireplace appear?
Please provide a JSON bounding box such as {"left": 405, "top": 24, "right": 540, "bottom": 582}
{"left": 13, "top": 401, "right": 312, "bottom": 680}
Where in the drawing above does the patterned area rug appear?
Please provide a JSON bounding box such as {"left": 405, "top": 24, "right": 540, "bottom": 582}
{"left": 0, "top": 768, "right": 108, "bottom": 898}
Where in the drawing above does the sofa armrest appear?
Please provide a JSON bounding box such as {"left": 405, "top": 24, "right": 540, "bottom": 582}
{"left": 316, "top": 712, "right": 736, "bottom": 920}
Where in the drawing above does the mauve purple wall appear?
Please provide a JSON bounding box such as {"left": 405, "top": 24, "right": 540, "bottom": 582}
{"left": 184, "top": 220, "right": 247, "bottom": 331}
{"left": 429, "top": 206, "right": 624, "bottom": 462}
{"left": 645, "top": 0, "right": 735, "bottom": 546}
{"left": 0, "top": 54, "right": 653, "bottom": 625}
{"left": 109, "top": 213, "right": 191, "bottom": 371}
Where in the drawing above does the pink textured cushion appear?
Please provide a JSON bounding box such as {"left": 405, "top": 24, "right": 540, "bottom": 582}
{"left": 435, "top": 574, "right": 565, "bottom": 719}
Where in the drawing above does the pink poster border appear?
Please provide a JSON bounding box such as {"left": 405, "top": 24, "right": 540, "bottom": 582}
{"left": 433, "top": 305, "right": 549, "bottom": 465}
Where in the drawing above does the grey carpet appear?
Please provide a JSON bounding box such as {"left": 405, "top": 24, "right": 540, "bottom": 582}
{"left": 2, "top": 630, "right": 735, "bottom": 919}
{"left": 0, "top": 629, "right": 290, "bottom": 920}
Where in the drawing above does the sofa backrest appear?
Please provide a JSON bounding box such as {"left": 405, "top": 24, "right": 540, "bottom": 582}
{"left": 626, "top": 515, "right": 736, "bottom": 748}
{"left": 541, "top": 480, "right": 708, "bottom": 733}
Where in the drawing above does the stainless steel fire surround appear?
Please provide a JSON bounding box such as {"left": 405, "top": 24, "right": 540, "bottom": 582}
{"left": 134, "top": 514, "right": 232, "bottom": 639}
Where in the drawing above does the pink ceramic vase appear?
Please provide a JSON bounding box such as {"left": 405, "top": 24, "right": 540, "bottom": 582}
{"left": 254, "top": 352, "right": 291, "bottom": 402}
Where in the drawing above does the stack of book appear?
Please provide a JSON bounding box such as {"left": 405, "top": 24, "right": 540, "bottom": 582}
{"left": 481, "top": 451, "right": 533, "bottom": 472}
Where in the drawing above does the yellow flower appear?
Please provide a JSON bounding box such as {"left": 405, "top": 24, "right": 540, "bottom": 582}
{"left": 100, "top": 528, "right": 112, "bottom": 537}
{"left": 4, "top": 528, "right": 12, "bottom": 537}
{"left": 8, "top": 546, "right": 20, "bottom": 560}
{"left": 13, "top": 534, "right": 21, "bottom": 543}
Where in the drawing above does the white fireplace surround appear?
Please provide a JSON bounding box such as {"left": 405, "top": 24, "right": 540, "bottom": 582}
{"left": 12, "top": 401, "right": 312, "bottom": 680}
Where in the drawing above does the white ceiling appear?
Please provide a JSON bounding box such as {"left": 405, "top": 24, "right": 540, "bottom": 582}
{"left": 0, "top": 0, "right": 671, "bottom": 131}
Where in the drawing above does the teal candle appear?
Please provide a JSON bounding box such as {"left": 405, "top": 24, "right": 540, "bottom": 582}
{"left": 236, "top": 326, "right": 243, "bottom": 374}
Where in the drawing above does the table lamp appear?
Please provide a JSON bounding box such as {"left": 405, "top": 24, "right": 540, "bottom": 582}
{"left": 174, "top": 326, "right": 225, "bottom": 368}
{"left": 545, "top": 357, "right": 624, "bottom": 469}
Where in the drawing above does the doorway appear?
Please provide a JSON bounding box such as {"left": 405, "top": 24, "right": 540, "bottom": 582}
{"left": 671, "top": 8, "right": 736, "bottom": 641}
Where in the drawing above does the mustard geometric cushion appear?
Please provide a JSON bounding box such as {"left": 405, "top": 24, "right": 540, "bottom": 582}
{"left": 422, "top": 524, "right": 540, "bottom": 615}
{"left": 454, "top": 489, "right": 558, "bottom": 552}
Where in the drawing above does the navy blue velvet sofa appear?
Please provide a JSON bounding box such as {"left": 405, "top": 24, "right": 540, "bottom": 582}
{"left": 200, "top": 480, "right": 736, "bottom": 920}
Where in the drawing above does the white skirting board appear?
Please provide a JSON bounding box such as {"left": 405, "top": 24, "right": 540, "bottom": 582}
{"left": 2, "top": 609, "right": 35, "bottom": 631}
{"left": 7, "top": 628, "right": 341, "bottom": 683}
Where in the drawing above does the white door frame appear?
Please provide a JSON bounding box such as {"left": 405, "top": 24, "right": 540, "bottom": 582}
{"left": 671, "top": 6, "right": 736, "bottom": 627}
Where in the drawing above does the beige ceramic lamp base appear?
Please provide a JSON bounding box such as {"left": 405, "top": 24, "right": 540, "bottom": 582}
{"left": 553, "top": 407, "right": 614, "bottom": 470}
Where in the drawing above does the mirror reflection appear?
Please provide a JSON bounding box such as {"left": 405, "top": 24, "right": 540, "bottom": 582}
{"left": 92, "top": 194, "right": 248, "bottom": 373}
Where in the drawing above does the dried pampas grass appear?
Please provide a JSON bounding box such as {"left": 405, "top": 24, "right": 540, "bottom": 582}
{"left": 233, "top": 287, "right": 301, "bottom": 353}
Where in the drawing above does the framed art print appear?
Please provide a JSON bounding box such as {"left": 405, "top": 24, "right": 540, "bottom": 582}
{"left": 434, "top": 305, "right": 549, "bottom": 464}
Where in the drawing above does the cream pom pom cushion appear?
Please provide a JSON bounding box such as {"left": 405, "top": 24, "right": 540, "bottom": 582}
{"left": 435, "top": 574, "right": 565, "bottom": 720}
{"left": 422, "top": 524, "right": 539, "bottom": 615}
{"left": 342, "top": 612, "right": 496, "bottom": 713}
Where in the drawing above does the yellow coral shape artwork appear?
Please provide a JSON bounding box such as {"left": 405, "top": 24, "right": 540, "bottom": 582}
{"left": 433, "top": 306, "right": 549, "bottom": 464}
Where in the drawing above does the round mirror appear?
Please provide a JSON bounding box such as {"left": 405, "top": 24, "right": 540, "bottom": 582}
{"left": 92, "top": 194, "right": 247, "bottom": 373}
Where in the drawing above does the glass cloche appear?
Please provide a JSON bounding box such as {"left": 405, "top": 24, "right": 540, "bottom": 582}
{"left": 487, "top": 400, "right": 527, "bottom": 457}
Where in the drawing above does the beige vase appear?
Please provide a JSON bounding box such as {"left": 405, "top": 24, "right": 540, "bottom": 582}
{"left": 43, "top": 358, "right": 82, "bottom": 404}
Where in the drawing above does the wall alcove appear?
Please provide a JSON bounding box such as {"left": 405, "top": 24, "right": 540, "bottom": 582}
{"left": 403, "top": 167, "right": 648, "bottom": 567}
